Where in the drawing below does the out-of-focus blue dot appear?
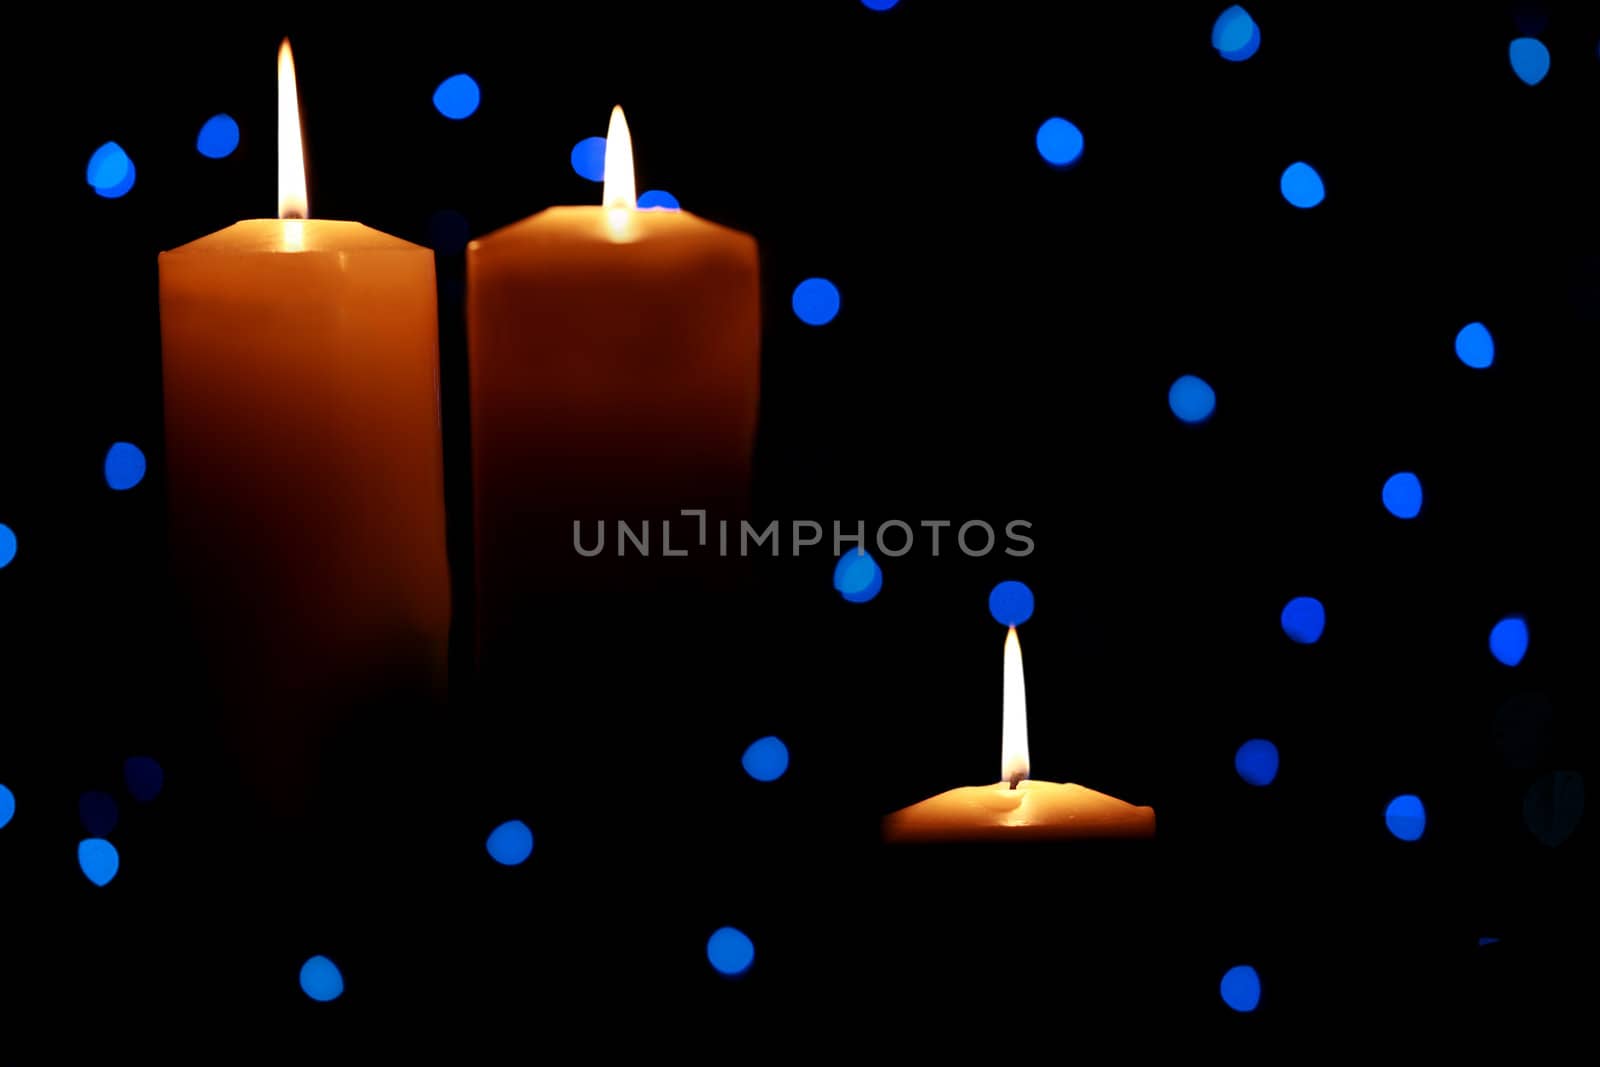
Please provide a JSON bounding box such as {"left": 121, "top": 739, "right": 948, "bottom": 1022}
{"left": 849, "top": 567, "right": 883, "bottom": 604}
{"left": 638, "top": 189, "right": 680, "bottom": 210}
{"left": 101, "top": 161, "right": 136, "bottom": 199}
{"left": 79, "top": 791, "right": 119, "bottom": 836}
{"left": 433, "top": 73, "right": 481, "bottom": 119}
{"left": 1212, "top": 6, "right": 1261, "bottom": 61}
{"left": 861, "top": 0, "right": 899, "bottom": 9}
{"left": 741, "top": 736, "right": 790, "bottom": 782}
{"left": 1280, "top": 162, "right": 1325, "bottom": 208}
{"left": 0, "top": 523, "right": 15, "bottom": 568}
{"left": 1168, "top": 374, "right": 1216, "bottom": 424}
{"left": 1385, "top": 794, "right": 1426, "bottom": 841}
{"left": 87, "top": 142, "right": 130, "bottom": 189}
{"left": 104, "top": 442, "right": 147, "bottom": 491}
{"left": 834, "top": 550, "right": 882, "bottom": 603}
{"left": 1489, "top": 616, "right": 1529, "bottom": 667}
{"left": 1234, "top": 739, "right": 1279, "bottom": 786}
{"left": 196, "top": 114, "right": 240, "bottom": 159}
{"left": 1455, "top": 322, "right": 1494, "bottom": 369}
{"left": 124, "top": 756, "right": 165, "bottom": 803}
{"left": 87, "top": 142, "right": 136, "bottom": 198}
{"left": 1035, "top": 117, "right": 1084, "bottom": 167}
{"left": 1381, "top": 472, "right": 1423, "bottom": 519}
{"left": 0, "top": 784, "right": 14, "bottom": 830}
{"left": 792, "top": 278, "right": 841, "bottom": 326}
{"left": 833, "top": 550, "right": 876, "bottom": 595}
{"left": 427, "top": 209, "right": 470, "bottom": 254}
{"left": 707, "top": 927, "right": 755, "bottom": 977}
{"left": 1280, "top": 596, "right": 1325, "bottom": 644}
{"left": 988, "top": 581, "right": 1035, "bottom": 627}
{"left": 571, "top": 136, "right": 607, "bottom": 182}
{"left": 485, "top": 819, "right": 535, "bottom": 866}
{"left": 78, "top": 838, "right": 120, "bottom": 886}
{"left": 1523, "top": 771, "right": 1583, "bottom": 847}
{"left": 1220, "top": 965, "right": 1261, "bottom": 1012}
{"left": 1478, "top": 937, "right": 1500, "bottom": 946}
{"left": 299, "top": 955, "right": 344, "bottom": 1002}
{"left": 1509, "top": 38, "right": 1551, "bottom": 85}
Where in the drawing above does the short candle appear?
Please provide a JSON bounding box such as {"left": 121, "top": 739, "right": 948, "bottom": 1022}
{"left": 883, "top": 627, "right": 1156, "bottom": 842}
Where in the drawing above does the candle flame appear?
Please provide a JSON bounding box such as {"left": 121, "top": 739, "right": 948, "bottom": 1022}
{"left": 602, "top": 105, "right": 636, "bottom": 210}
{"left": 1001, "top": 626, "right": 1030, "bottom": 786}
{"left": 278, "top": 38, "right": 308, "bottom": 221}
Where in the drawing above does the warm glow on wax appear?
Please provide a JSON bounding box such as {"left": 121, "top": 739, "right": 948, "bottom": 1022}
{"left": 881, "top": 620, "right": 1156, "bottom": 842}
{"left": 1001, "top": 626, "right": 1030, "bottom": 786}
{"left": 602, "top": 105, "right": 637, "bottom": 210}
{"left": 278, "top": 38, "right": 308, "bottom": 221}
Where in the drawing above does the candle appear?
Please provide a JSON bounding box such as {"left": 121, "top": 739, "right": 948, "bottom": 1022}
{"left": 466, "top": 107, "right": 760, "bottom": 654}
{"left": 883, "top": 627, "right": 1156, "bottom": 842}
{"left": 159, "top": 41, "right": 450, "bottom": 810}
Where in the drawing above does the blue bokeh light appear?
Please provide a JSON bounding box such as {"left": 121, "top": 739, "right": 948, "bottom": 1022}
{"left": 834, "top": 550, "right": 882, "bottom": 603}
{"left": 299, "top": 955, "right": 345, "bottom": 1002}
{"left": 1509, "top": 38, "right": 1551, "bottom": 85}
{"left": 742, "top": 736, "right": 790, "bottom": 782}
{"left": 1489, "top": 616, "right": 1529, "bottom": 667}
{"left": 1455, "top": 322, "right": 1494, "bottom": 369}
{"left": 1523, "top": 770, "right": 1584, "bottom": 847}
{"left": 78, "top": 838, "right": 120, "bottom": 886}
{"left": 1035, "top": 117, "right": 1084, "bottom": 167}
{"left": 1478, "top": 937, "right": 1500, "bottom": 946}
{"left": 1385, "top": 794, "right": 1426, "bottom": 841}
{"left": 792, "top": 278, "right": 841, "bottom": 326}
{"left": 861, "top": 0, "right": 899, "bottom": 9}
{"left": 1212, "top": 6, "right": 1261, "bottom": 61}
{"left": 1220, "top": 965, "right": 1261, "bottom": 1012}
{"left": 102, "top": 162, "right": 136, "bottom": 199}
{"left": 0, "top": 523, "right": 15, "bottom": 568}
{"left": 196, "top": 114, "right": 240, "bottom": 159}
{"left": 427, "top": 209, "right": 470, "bottom": 255}
{"left": 433, "top": 74, "right": 481, "bottom": 120}
{"left": 1234, "top": 739, "right": 1279, "bottom": 786}
{"left": 1280, "top": 596, "right": 1326, "bottom": 644}
{"left": 988, "top": 581, "right": 1035, "bottom": 627}
{"left": 124, "top": 756, "right": 165, "bottom": 803}
{"left": 571, "top": 136, "right": 607, "bottom": 182}
{"left": 638, "top": 189, "right": 680, "bottom": 210}
{"left": 1381, "top": 472, "right": 1423, "bottom": 519}
{"left": 79, "top": 791, "right": 119, "bottom": 836}
{"left": 1168, "top": 374, "right": 1216, "bottom": 424}
{"left": 0, "top": 784, "right": 14, "bottom": 830}
{"left": 833, "top": 551, "right": 876, "bottom": 594}
{"left": 104, "top": 442, "right": 147, "bottom": 491}
{"left": 486, "top": 819, "right": 535, "bottom": 866}
{"left": 86, "top": 142, "right": 130, "bottom": 189}
{"left": 707, "top": 927, "right": 755, "bottom": 977}
{"left": 1280, "top": 162, "right": 1325, "bottom": 208}
{"left": 87, "top": 142, "right": 136, "bottom": 199}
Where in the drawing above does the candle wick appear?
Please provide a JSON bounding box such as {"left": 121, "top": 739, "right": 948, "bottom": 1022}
{"left": 1008, "top": 774, "right": 1024, "bottom": 791}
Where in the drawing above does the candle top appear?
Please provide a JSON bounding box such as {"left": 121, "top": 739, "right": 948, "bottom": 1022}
{"left": 470, "top": 205, "right": 753, "bottom": 252}
{"left": 469, "top": 104, "right": 753, "bottom": 251}
{"left": 883, "top": 781, "right": 1157, "bottom": 843}
{"left": 163, "top": 219, "right": 430, "bottom": 257}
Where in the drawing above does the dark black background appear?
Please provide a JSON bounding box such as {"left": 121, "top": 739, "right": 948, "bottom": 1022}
{"left": 2, "top": 1, "right": 1595, "bottom": 1052}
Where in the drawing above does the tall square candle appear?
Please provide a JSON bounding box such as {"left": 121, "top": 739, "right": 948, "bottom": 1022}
{"left": 159, "top": 42, "right": 450, "bottom": 811}
{"left": 467, "top": 107, "right": 760, "bottom": 655}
